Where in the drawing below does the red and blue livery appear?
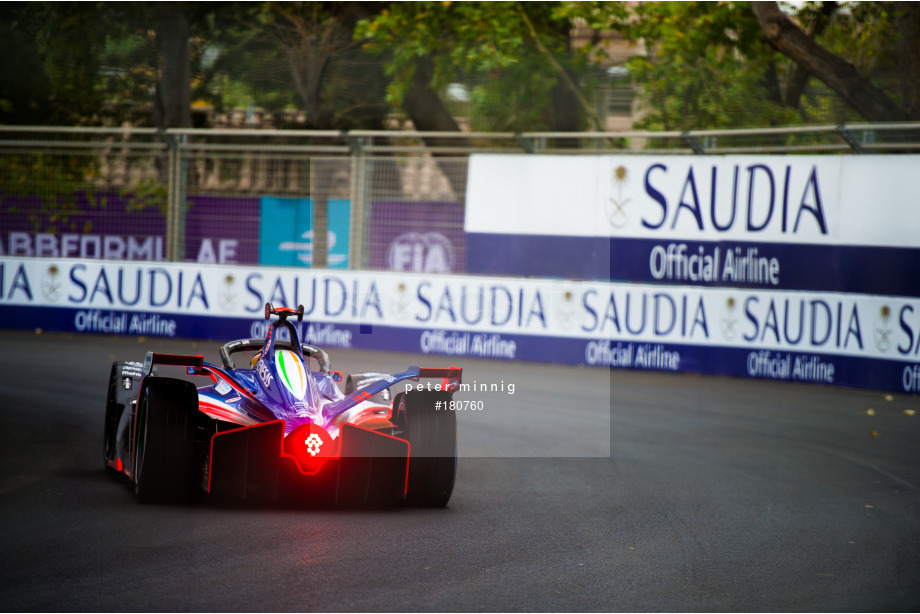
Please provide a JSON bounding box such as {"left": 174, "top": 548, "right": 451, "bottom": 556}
{"left": 103, "top": 304, "right": 459, "bottom": 507}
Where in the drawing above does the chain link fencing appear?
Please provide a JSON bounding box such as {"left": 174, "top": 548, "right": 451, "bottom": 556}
{"left": 2, "top": 124, "right": 919, "bottom": 274}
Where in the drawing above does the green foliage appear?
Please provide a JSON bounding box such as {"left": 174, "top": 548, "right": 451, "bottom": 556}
{"left": 605, "top": 1, "right": 908, "bottom": 129}
{"left": 94, "top": 8, "right": 160, "bottom": 125}
{"left": 355, "top": 1, "right": 602, "bottom": 131}
{"left": 201, "top": 3, "right": 389, "bottom": 129}
{"left": 98, "top": 3, "right": 222, "bottom": 127}
{"left": 613, "top": 1, "right": 799, "bottom": 130}
{"left": 820, "top": 1, "right": 897, "bottom": 69}
{"left": 195, "top": 4, "right": 299, "bottom": 115}
{"left": 0, "top": 151, "right": 168, "bottom": 232}
{"left": 812, "top": 1, "right": 902, "bottom": 114}
{"left": 0, "top": 21, "right": 54, "bottom": 125}
{"left": 0, "top": 2, "right": 110, "bottom": 125}
{"left": 1, "top": 152, "right": 97, "bottom": 233}
{"left": 357, "top": 2, "right": 520, "bottom": 107}
{"left": 468, "top": 53, "right": 560, "bottom": 132}
{"left": 0, "top": 1, "right": 911, "bottom": 132}
{"left": 123, "top": 178, "right": 169, "bottom": 218}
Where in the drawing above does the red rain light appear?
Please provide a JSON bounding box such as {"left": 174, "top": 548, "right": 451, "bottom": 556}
{"left": 284, "top": 423, "right": 338, "bottom": 475}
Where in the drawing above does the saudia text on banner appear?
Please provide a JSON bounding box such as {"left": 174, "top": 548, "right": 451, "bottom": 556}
{"left": 3, "top": 257, "right": 919, "bottom": 361}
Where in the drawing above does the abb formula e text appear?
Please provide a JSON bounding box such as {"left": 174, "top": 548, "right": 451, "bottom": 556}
{"left": 103, "top": 305, "right": 459, "bottom": 507}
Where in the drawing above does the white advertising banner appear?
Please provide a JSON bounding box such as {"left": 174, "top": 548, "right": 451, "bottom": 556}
{"left": 2, "top": 258, "right": 919, "bottom": 394}
{"left": 467, "top": 154, "right": 920, "bottom": 247}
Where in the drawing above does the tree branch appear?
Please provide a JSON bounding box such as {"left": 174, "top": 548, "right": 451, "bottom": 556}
{"left": 402, "top": 59, "right": 468, "bottom": 196}
{"left": 517, "top": 2, "right": 607, "bottom": 133}
{"left": 895, "top": 1, "right": 920, "bottom": 119}
{"left": 783, "top": 1, "right": 837, "bottom": 109}
{"left": 751, "top": 1, "right": 907, "bottom": 121}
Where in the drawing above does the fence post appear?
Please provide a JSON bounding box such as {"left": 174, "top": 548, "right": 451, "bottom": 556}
{"left": 681, "top": 131, "right": 706, "bottom": 155}
{"left": 837, "top": 124, "right": 864, "bottom": 153}
{"left": 165, "top": 131, "right": 188, "bottom": 262}
{"left": 348, "top": 135, "right": 368, "bottom": 270}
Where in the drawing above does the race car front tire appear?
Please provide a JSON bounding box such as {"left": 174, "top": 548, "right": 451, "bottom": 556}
{"left": 396, "top": 391, "right": 457, "bottom": 508}
{"left": 133, "top": 377, "right": 198, "bottom": 503}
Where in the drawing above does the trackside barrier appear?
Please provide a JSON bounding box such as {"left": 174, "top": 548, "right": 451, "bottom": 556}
{"left": 457, "top": 153, "right": 920, "bottom": 394}
{"left": 1, "top": 257, "right": 919, "bottom": 394}
{"left": 465, "top": 154, "right": 920, "bottom": 292}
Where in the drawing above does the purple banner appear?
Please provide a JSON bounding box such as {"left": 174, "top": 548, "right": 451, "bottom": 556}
{"left": 367, "top": 201, "right": 465, "bottom": 273}
{"left": 0, "top": 192, "right": 259, "bottom": 264}
{"left": 186, "top": 195, "right": 259, "bottom": 264}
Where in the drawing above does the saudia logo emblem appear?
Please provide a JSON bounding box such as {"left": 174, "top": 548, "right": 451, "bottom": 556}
{"left": 393, "top": 282, "right": 412, "bottom": 322}
{"left": 219, "top": 274, "right": 236, "bottom": 312}
{"left": 874, "top": 305, "right": 892, "bottom": 353}
{"left": 42, "top": 264, "right": 63, "bottom": 302}
{"left": 606, "top": 165, "right": 632, "bottom": 229}
{"left": 721, "top": 297, "right": 738, "bottom": 340}
{"left": 552, "top": 289, "right": 577, "bottom": 331}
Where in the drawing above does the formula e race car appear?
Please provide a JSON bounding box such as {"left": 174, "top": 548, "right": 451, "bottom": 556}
{"left": 103, "top": 304, "right": 459, "bottom": 507}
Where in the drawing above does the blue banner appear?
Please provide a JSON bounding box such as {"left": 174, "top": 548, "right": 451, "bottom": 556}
{"left": 466, "top": 234, "right": 920, "bottom": 298}
{"left": 258, "top": 197, "right": 350, "bottom": 268}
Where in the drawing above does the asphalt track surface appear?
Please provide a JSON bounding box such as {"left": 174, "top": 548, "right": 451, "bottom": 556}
{"left": 1, "top": 329, "right": 918, "bottom": 612}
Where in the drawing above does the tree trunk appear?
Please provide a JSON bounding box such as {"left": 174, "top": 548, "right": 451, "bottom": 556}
{"left": 155, "top": 3, "right": 191, "bottom": 129}
{"left": 549, "top": 21, "right": 581, "bottom": 145}
{"left": 783, "top": 1, "right": 838, "bottom": 110}
{"left": 762, "top": 59, "right": 783, "bottom": 106}
{"left": 751, "top": 1, "right": 908, "bottom": 122}
{"left": 551, "top": 79, "right": 581, "bottom": 132}
{"left": 287, "top": 40, "right": 333, "bottom": 129}
{"left": 403, "top": 62, "right": 463, "bottom": 133}
{"left": 402, "top": 60, "right": 468, "bottom": 197}
{"left": 518, "top": 3, "right": 606, "bottom": 132}
{"left": 895, "top": 1, "right": 920, "bottom": 119}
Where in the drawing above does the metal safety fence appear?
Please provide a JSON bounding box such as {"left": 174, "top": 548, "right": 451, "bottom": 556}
{"left": 2, "top": 123, "right": 919, "bottom": 274}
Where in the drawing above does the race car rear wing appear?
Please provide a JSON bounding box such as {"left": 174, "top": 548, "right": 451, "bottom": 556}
{"left": 417, "top": 367, "right": 462, "bottom": 381}
{"left": 323, "top": 365, "right": 462, "bottom": 422}
{"left": 143, "top": 351, "right": 206, "bottom": 376}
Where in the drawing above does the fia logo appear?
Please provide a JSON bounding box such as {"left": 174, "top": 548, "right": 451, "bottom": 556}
{"left": 388, "top": 232, "right": 455, "bottom": 273}
{"left": 606, "top": 165, "right": 632, "bottom": 229}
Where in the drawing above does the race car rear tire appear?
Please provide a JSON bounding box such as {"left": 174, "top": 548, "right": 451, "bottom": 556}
{"left": 133, "top": 377, "right": 198, "bottom": 503}
{"left": 396, "top": 391, "right": 457, "bottom": 508}
{"left": 344, "top": 375, "right": 358, "bottom": 395}
{"left": 103, "top": 364, "right": 120, "bottom": 472}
